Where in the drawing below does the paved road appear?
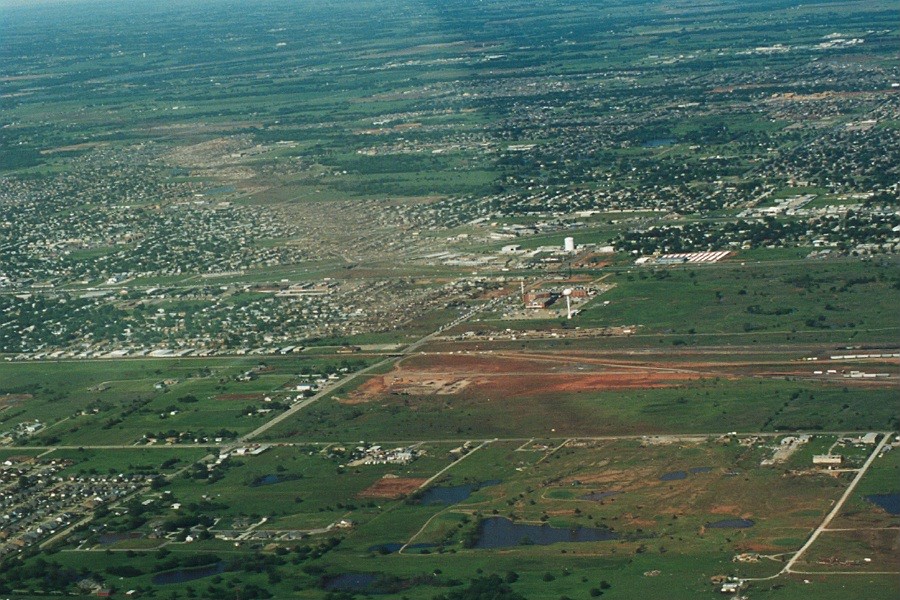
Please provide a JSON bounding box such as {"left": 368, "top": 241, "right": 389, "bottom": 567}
{"left": 781, "top": 432, "right": 892, "bottom": 575}
{"left": 743, "top": 432, "right": 894, "bottom": 581}
{"left": 17, "top": 430, "right": 892, "bottom": 451}
{"left": 238, "top": 301, "right": 496, "bottom": 443}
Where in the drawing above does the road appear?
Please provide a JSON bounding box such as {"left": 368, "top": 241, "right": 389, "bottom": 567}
{"left": 238, "top": 301, "right": 496, "bottom": 443}
{"left": 743, "top": 432, "right": 894, "bottom": 581}
{"left": 17, "top": 430, "right": 892, "bottom": 451}
{"left": 781, "top": 432, "right": 892, "bottom": 575}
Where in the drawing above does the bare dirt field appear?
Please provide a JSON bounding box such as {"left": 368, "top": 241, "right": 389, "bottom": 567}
{"left": 341, "top": 353, "right": 710, "bottom": 404}
{"left": 358, "top": 477, "right": 428, "bottom": 499}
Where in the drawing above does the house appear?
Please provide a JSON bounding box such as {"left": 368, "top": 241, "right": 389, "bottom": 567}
{"left": 720, "top": 581, "right": 741, "bottom": 593}
{"left": 812, "top": 454, "right": 842, "bottom": 466}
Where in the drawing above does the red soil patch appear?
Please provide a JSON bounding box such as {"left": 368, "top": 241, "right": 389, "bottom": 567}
{"left": 491, "top": 372, "right": 701, "bottom": 396}
{"left": 342, "top": 354, "right": 705, "bottom": 404}
{"left": 358, "top": 477, "right": 427, "bottom": 499}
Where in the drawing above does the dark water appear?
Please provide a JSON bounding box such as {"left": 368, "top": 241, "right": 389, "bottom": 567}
{"left": 707, "top": 519, "right": 755, "bottom": 529}
{"left": 660, "top": 470, "right": 688, "bottom": 481}
{"left": 581, "top": 491, "right": 619, "bottom": 501}
{"left": 866, "top": 493, "right": 900, "bottom": 515}
{"left": 368, "top": 542, "right": 437, "bottom": 554}
{"left": 419, "top": 480, "right": 501, "bottom": 505}
{"left": 474, "top": 517, "right": 618, "bottom": 549}
{"left": 642, "top": 138, "right": 675, "bottom": 148}
{"left": 152, "top": 562, "right": 225, "bottom": 585}
{"left": 690, "top": 466, "right": 713, "bottom": 474}
{"left": 323, "top": 573, "right": 378, "bottom": 591}
{"left": 250, "top": 473, "right": 299, "bottom": 487}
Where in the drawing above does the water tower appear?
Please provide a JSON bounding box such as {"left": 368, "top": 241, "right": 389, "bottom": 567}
{"left": 563, "top": 288, "right": 573, "bottom": 319}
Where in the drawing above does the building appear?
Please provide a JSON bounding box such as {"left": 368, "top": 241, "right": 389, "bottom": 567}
{"left": 812, "top": 454, "right": 843, "bottom": 466}
{"left": 860, "top": 432, "right": 879, "bottom": 445}
{"left": 524, "top": 291, "right": 557, "bottom": 309}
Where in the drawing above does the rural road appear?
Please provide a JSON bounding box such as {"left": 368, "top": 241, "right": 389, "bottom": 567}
{"left": 781, "top": 432, "right": 892, "bottom": 575}
{"left": 238, "top": 300, "right": 496, "bottom": 443}
{"left": 743, "top": 432, "right": 894, "bottom": 581}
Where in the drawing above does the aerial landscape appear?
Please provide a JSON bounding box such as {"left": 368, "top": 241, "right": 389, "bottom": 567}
{"left": 0, "top": 0, "right": 898, "bottom": 598}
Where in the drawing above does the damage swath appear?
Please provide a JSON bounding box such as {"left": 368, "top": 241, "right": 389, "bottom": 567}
{"left": 342, "top": 353, "right": 706, "bottom": 404}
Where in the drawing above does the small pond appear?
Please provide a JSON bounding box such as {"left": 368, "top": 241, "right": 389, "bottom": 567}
{"left": 250, "top": 473, "right": 299, "bottom": 487}
{"left": 660, "top": 470, "right": 688, "bottom": 481}
{"left": 707, "top": 519, "right": 755, "bottom": 529}
{"left": 419, "top": 480, "right": 500, "bottom": 505}
{"left": 866, "top": 493, "right": 900, "bottom": 515}
{"left": 474, "top": 517, "right": 618, "bottom": 549}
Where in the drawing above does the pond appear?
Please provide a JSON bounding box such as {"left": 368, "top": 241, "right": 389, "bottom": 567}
{"left": 419, "top": 480, "right": 500, "bottom": 505}
{"left": 250, "top": 473, "right": 299, "bottom": 487}
{"left": 707, "top": 519, "right": 755, "bottom": 529}
{"left": 152, "top": 562, "right": 225, "bottom": 585}
{"left": 866, "top": 493, "right": 900, "bottom": 515}
{"left": 660, "top": 470, "right": 688, "bottom": 481}
{"left": 474, "top": 517, "right": 618, "bottom": 549}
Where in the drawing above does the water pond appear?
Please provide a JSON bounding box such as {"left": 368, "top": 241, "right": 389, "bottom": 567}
{"left": 707, "top": 519, "right": 755, "bottom": 529}
{"left": 866, "top": 493, "right": 900, "bottom": 515}
{"left": 419, "top": 480, "right": 500, "bottom": 505}
{"left": 660, "top": 470, "right": 688, "bottom": 481}
{"left": 474, "top": 517, "right": 618, "bottom": 549}
{"left": 250, "top": 473, "right": 299, "bottom": 487}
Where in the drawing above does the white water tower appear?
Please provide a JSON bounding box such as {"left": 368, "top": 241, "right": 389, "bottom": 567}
{"left": 564, "top": 236, "right": 575, "bottom": 252}
{"left": 563, "top": 288, "right": 573, "bottom": 319}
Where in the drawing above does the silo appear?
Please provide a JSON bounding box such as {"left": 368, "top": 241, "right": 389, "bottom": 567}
{"left": 563, "top": 237, "right": 575, "bottom": 252}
